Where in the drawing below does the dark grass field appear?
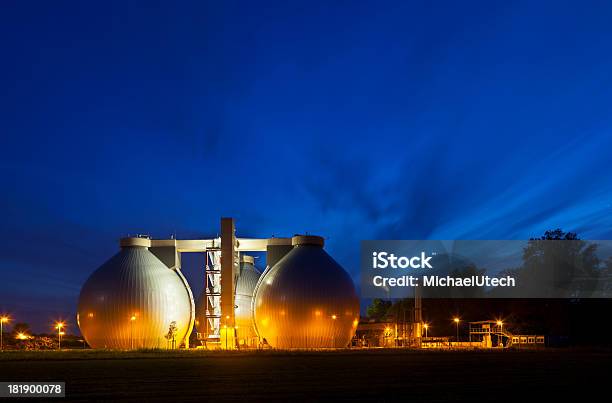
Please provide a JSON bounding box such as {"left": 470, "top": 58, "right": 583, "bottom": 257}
{"left": 0, "top": 348, "right": 610, "bottom": 401}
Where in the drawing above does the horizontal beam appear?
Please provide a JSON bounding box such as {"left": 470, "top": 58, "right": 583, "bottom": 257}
{"left": 236, "top": 238, "right": 269, "bottom": 252}
{"left": 148, "top": 238, "right": 220, "bottom": 252}
{"left": 141, "top": 237, "right": 292, "bottom": 252}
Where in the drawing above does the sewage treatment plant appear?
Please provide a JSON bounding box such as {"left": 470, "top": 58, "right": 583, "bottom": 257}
{"left": 77, "top": 218, "right": 361, "bottom": 349}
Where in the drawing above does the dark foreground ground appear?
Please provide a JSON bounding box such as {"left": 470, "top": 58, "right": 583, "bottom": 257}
{"left": 0, "top": 348, "right": 610, "bottom": 402}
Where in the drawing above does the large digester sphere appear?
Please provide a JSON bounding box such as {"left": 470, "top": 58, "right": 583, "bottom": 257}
{"left": 234, "top": 255, "right": 261, "bottom": 342}
{"left": 252, "top": 236, "right": 360, "bottom": 348}
{"left": 77, "top": 237, "right": 194, "bottom": 349}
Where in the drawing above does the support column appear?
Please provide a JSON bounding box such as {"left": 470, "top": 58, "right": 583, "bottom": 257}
{"left": 221, "top": 218, "right": 236, "bottom": 328}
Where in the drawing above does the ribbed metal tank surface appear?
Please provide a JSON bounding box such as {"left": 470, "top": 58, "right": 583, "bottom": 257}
{"left": 253, "top": 236, "right": 359, "bottom": 348}
{"left": 77, "top": 245, "right": 194, "bottom": 349}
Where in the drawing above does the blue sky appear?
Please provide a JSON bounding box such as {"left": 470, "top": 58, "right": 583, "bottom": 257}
{"left": 1, "top": 1, "right": 612, "bottom": 331}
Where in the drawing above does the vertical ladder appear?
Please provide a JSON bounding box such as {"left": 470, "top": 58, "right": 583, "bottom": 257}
{"left": 205, "top": 249, "right": 222, "bottom": 343}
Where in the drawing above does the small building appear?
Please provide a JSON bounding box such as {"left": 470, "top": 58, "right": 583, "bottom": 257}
{"left": 353, "top": 321, "right": 417, "bottom": 347}
{"left": 510, "top": 335, "right": 546, "bottom": 348}
{"left": 469, "top": 321, "right": 509, "bottom": 348}
{"left": 469, "top": 320, "right": 545, "bottom": 348}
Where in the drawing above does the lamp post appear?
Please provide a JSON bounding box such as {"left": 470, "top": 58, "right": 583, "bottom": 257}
{"left": 130, "top": 315, "right": 136, "bottom": 350}
{"left": 423, "top": 323, "right": 429, "bottom": 339}
{"left": 331, "top": 315, "right": 337, "bottom": 348}
{"left": 384, "top": 327, "right": 391, "bottom": 347}
{"left": 1, "top": 316, "right": 9, "bottom": 351}
{"left": 224, "top": 315, "right": 230, "bottom": 350}
{"left": 497, "top": 320, "right": 503, "bottom": 348}
{"left": 453, "top": 318, "right": 460, "bottom": 344}
{"left": 55, "top": 322, "right": 65, "bottom": 350}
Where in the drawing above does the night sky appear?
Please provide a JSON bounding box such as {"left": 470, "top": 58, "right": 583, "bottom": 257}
{"left": 1, "top": 1, "right": 612, "bottom": 333}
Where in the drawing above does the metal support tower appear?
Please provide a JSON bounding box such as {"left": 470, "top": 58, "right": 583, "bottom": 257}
{"left": 204, "top": 248, "right": 222, "bottom": 343}
{"left": 201, "top": 218, "right": 239, "bottom": 345}
{"left": 414, "top": 285, "right": 422, "bottom": 346}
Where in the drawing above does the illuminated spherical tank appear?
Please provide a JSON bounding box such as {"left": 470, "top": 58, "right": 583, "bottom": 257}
{"left": 253, "top": 235, "right": 360, "bottom": 348}
{"left": 234, "top": 255, "right": 261, "bottom": 342}
{"left": 77, "top": 237, "right": 194, "bottom": 349}
{"left": 195, "top": 255, "right": 261, "bottom": 344}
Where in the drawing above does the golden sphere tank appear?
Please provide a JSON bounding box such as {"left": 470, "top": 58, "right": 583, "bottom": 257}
{"left": 234, "top": 255, "right": 261, "bottom": 343}
{"left": 77, "top": 237, "right": 194, "bottom": 349}
{"left": 252, "top": 235, "right": 359, "bottom": 348}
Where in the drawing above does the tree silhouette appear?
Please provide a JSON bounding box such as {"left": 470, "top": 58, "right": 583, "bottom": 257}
{"left": 165, "top": 321, "right": 178, "bottom": 349}
{"left": 518, "top": 229, "right": 599, "bottom": 297}
{"left": 531, "top": 229, "right": 579, "bottom": 240}
{"left": 366, "top": 299, "right": 392, "bottom": 320}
